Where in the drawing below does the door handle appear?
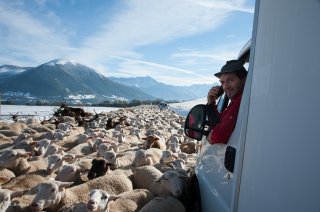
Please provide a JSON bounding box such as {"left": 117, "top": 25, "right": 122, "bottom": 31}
{"left": 224, "top": 146, "right": 236, "bottom": 173}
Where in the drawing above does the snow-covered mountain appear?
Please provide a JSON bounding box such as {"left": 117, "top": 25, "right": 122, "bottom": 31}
{"left": 0, "top": 59, "right": 154, "bottom": 103}
{"left": 0, "top": 65, "right": 31, "bottom": 83}
{"left": 109, "top": 76, "right": 213, "bottom": 101}
{"left": 0, "top": 59, "right": 214, "bottom": 104}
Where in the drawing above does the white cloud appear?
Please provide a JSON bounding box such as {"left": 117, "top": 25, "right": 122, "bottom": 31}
{"left": 0, "top": 0, "right": 253, "bottom": 85}
{"left": 73, "top": 0, "right": 251, "bottom": 63}
{"left": 0, "top": 2, "right": 72, "bottom": 65}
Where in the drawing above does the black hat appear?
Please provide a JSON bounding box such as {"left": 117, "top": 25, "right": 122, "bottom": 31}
{"left": 214, "top": 60, "right": 247, "bottom": 78}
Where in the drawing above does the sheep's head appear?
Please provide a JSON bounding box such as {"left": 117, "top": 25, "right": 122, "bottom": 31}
{"left": 0, "top": 189, "right": 28, "bottom": 212}
{"left": 87, "top": 158, "right": 108, "bottom": 180}
{"left": 87, "top": 189, "right": 119, "bottom": 212}
{"left": 132, "top": 150, "right": 147, "bottom": 167}
{"left": 30, "top": 181, "right": 72, "bottom": 211}
{"left": 55, "top": 164, "right": 78, "bottom": 182}
{"left": 47, "top": 154, "right": 65, "bottom": 174}
{"left": 160, "top": 150, "right": 177, "bottom": 164}
{"left": 154, "top": 171, "right": 188, "bottom": 197}
{"left": 0, "top": 149, "right": 29, "bottom": 169}
{"left": 103, "top": 150, "right": 117, "bottom": 164}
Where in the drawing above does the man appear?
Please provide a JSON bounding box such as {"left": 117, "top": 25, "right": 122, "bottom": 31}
{"left": 207, "top": 60, "right": 247, "bottom": 144}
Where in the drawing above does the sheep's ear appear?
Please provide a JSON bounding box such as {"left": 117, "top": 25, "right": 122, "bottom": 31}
{"left": 155, "top": 175, "right": 166, "bottom": 182}
{"left": 0, "top": 176, "right": 11, "bottom": 185}
{"left": 179, "top": 175, "right": 189, "bottom": 179}
{"left": 17, "top": 151, "right": 31, "bottom": 158}
{"left": 55, "top": 181, "right": 74, "bottom": 189}
{"left": 10, "top": 189, "right": 29, "bottom": 198}
{"left": 108, "top": 195, "right": 120, "bottom": 202}
{"left": 116, "top": 153, "right": 125, "bottom": 158}
{"left": 92, "top": 158, "right": 97, "bottom": 164}
{"left": 106, "top": 165, "right": 111, "bottom": 174}
{"left": 172, "top": 154, "right": 178, "bottom": 159}
{"left": 29, "top": 141, "right": 38, "bottom": 146}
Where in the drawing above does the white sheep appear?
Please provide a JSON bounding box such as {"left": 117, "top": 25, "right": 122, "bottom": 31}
{"left": 0, "top": 168, "right": 16, "bottom": 180}
{"left": 139, "top": 196, "right": 186, "bottom": 212}
{"left": 0, "top": 189, "right": 28, "bottom": 212}
{"left": 118, "top": 133, "right": 139, "bottom": 146}
{"left": 133, "top": 166, "right": 188, "bottom": 197}
{"left": 132, "top": 166, "right": 162, "bottom": 191}
{"left": 87, "top": 188, "right": 154, "bottom": 212}
{"left": 142, "top": 134, "right": 166, "bottom": 150}
{"left": 104, "top": 149, "right": 135, "bottom": 169}
{"left": 47, "top": 154, "right": 67, "bottom": 174}
{"left": 44, "top": 144, "right": 67, "bottom": 158}
{"left": 160, "top": 150, "right": 178, "bottom": 164}
{"left": 30, "top": 174, "right": 133, "bottom": 211}
{"left": 0, "top": 149, "right": 47, "bottom": 176}
{"left": 97, "top": 143, "right": 110, "bottom": 158}
{"left": 132, "top": 148, "right": 163, "bottom": 167}
{"left": 55, "top": 164, "right": 84, "bottom": 185}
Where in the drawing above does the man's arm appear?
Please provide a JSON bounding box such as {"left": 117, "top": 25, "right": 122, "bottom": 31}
{"left": 208, "top": 101, "right": 240, "bottom": 144}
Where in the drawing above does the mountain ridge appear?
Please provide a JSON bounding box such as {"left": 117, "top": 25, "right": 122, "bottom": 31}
{"left": 0, "top": 59, "right": 212, "bottom": 104}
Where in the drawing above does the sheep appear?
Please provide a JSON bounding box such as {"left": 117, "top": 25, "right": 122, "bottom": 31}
{"left": 160, "top": 150, "right": 178, "bottom": 164}
{"left": 87, "top": 158, "right": 109, "bottom": 180}
{"left": 104, "top": 149, "right": 135, "bottom": 169}
{"left": 133, "top": 166, "right": 188, "bottom": 197}
{"left": 132, "top": 166, "right": 162, "bottom": 191}
{"left": 55, "top": 164, "right": 85, "bottom": 185}
{"left": 142, "top": 134, "right": 166, "bottom": 150}
{"left": 139, "top": 196, "right": 186, "bottom": 212}
{"left": 30, "top": 174, "right": 133, "bottom": 211}
{"left": 87, "top": 158, "right": 133, "bottom": 180}
{"left": 0, "top": 189, "right": 29, "bottom": 212}
{"left": 0, "top": 168, "right": 16, "bottom": 180}
{"left": 58, "top": 202, "right": 87, "bottom": 212}
{"left": 0, "top": 134, "right": 13, "bottom": 150}
{"left": 0, "top": 121, "right": 27, "bottom": 134}
{"left": 87, "top": 189, "right": 154, "bottom": 212}
{"left": 132, "top": 148, "right": 163, "bottom": 167}
{"left": 118, "top": 133, "right": 139, "bottom": 146}
{"left": 152, "top": 170, "right": 189, "bottom": 197}
{"left": 97, "top": 143, "right": 110, "bottom": 158}
{"left": 1, "top": 170, "right": 51, "bottom": 192}
{"left": 33, "top": 138, "right": 52, "bottom": 156}
{"left": 47, "top": 154, "right": 67, "bottom": 174}
{"left": 170, "top": 159, "right": 186, "bottom": 170}
{"left": 67, "top": 142, "right": 95, "bottom": 156}
{"left": 44, "top": 144, "right": 67, "bottom": 158}
{"left": 166, "top": 135, "right": 182, "bottom": 152}
{"left": 0, "top": 149, "right": 47, "bottom": 176}
{"left": 14, "top": 133, "right": 32, "bottom": 144}
{"left": 180, "top": 141, "right": 196, "bottom": 154}
{"left": 75, "top": 133, "right": 92, "bottom": 145}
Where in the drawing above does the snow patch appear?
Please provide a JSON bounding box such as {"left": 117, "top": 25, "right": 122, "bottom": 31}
{"left": 68, "top": 94, "right": 96, "bottom": 100}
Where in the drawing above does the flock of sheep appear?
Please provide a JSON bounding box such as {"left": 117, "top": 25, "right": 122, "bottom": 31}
{"left": 0, "top": 105, "right": 199, "bottom": 212}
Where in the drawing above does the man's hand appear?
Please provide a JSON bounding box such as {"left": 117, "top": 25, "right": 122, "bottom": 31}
{"left": 207, "top": 86, "right": 221, "bottom": 105}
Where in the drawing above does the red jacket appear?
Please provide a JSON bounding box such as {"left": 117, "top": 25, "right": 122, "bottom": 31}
{"left": 209, "top": 91, "right": 243, "bottom": 144}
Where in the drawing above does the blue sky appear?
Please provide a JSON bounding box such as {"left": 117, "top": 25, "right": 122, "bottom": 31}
{"left": 0, "top": 0, "right": 255, "bottom": 86}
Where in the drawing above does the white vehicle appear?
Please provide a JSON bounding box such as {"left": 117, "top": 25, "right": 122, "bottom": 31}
{"left": 159, "top": 102, "right": 169, "bottom": 110}
{"left": 185, "top": 0, "right": 320, "bottom": 211}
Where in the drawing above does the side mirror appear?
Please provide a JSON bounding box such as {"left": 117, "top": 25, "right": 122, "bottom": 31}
{"left": 184, "top": 104, "right": 211, "bottom": 141}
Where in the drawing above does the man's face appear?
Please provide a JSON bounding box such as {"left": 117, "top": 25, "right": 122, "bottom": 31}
{"left": 219, "top": 72, "right": 245, "bottom": 100}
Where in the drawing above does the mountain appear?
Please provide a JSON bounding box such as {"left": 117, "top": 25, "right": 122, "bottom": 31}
{"left": 0, "top": 65, "right": 31, "bottom": 83}
{"left": 0, "top": 59, "right": 155, "bottom": 103}
{"left": 109, "top": 76, "right": 213, "bottom": 101}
